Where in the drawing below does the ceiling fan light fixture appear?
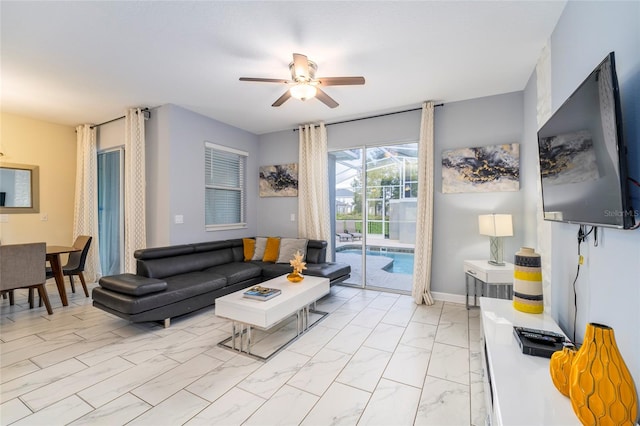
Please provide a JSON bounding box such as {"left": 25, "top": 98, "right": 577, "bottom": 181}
{"left": 290, "top": 83, "right": 317, "bottom": 101}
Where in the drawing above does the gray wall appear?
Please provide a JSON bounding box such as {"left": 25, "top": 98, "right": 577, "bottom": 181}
{"left": 145, "top": 103, "right": 260, "bottom": 246}
{"left": 432, "top": 93, "right": 526, "bottom": 296}
{"left": 257, "top": 94, "right": 528, "bottom": 297}
{"left": 256, "top": 129, "right": 299, "bottom": 237}
{"left": 536, "top": 0, "right": 640, "bottom": 395}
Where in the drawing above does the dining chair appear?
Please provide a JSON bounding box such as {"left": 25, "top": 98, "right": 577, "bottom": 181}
{"left": 47, "top": 235, "right": 93, "bottom": 297}
{"left": 0, "top": 242, "right": 53, "bottom": 314}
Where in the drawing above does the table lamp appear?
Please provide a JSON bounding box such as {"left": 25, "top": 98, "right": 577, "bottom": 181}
{"left": 478, "top": 214, "right": 513, "bottom": 266}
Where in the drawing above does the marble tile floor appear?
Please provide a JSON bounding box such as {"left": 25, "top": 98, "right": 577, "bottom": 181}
{"left": 0, "top": 281, "right": 486, "bottom": 425}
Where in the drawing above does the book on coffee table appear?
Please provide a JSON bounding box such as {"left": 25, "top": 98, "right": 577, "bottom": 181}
{"left": 243, "top": 286, "right": 281, "bottom": 301}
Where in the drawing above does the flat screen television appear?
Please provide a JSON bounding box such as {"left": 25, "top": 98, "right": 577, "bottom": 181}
{"left": 537, "top": 52, "right": 635, "bottom": 229}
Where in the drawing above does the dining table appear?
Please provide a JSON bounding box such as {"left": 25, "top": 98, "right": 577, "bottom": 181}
{"left": 46, "top": 245, "right": 80, "bottom": 306}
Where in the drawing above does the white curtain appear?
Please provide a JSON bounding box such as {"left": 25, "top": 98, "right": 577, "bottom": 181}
{"left": 412, "top": 101, "right": 435, "bottom": 305}
{"left": 124, "top": 108, "right": 146, "bottom": 273}
{"left": 298, "top": 122, "right": 331, "bottom": 255}
{"left": 536, "top": 41, "right": 553, "bottom": 312}
{"left": 73, "top": 124, "right": 101, "bottom": 283}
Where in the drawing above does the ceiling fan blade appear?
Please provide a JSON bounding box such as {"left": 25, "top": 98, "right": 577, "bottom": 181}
{"left": 272, "top": 90, "right": 292, "bottom": 107}
{"left": 315, "top": 88, "right": 339, "bottom": 108}
{"left": 317, "top": 76, "right": 365, "bottom": 86}
{"left": 240, "top": 77, "right": 292, "bottom": 84}
{"left": 292, "top": 53, "right": 310, "bottom": 80}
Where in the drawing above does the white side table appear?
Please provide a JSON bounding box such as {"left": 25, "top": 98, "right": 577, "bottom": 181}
{"left": 464, "top": 260, "right": 514, "bottom": 309}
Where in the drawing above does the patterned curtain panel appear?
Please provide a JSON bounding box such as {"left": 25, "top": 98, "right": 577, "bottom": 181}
{"left": 298, "top": 122, "right": 331, "bottom": 256}
{"left": 124, "top": 108, "right": 146, "bottom": 273}
{"left": 412, "top": 101, "right": 435, "bottom": 305}
{"left": 536, "top": 41, "right": 552, "bottom": 311}
{"left": 73, "top": 124, "right": 101, "bottom": 282}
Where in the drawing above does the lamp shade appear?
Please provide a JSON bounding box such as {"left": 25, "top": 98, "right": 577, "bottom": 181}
{"left": 290, "top": 84, "right": 317, "bottom": 100}
{"left": 478, "top": 214, "right": 513, "bottom": 237}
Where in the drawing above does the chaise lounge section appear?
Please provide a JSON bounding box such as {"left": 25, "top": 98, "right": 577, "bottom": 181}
{"left": 92, "top": 238, "right": 350, "bottom": 326}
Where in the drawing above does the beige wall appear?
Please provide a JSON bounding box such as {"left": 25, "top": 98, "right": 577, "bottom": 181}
{"left": 0, "top": 112, "right": 76, "bottom": 245}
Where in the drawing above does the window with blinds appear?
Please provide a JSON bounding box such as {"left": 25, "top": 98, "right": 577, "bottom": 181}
{"left": 205, "top": 142, "right": 248, "bottom": 230}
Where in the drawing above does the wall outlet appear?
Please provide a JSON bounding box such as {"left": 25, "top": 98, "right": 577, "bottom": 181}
{"left": 290, "top": 213, "right": 295, "bottom": 222}
{"left": 0, "top": 214, "right": 8, "bottom": 223}
{"left": 175, "top": 214, "right": 184, "bottom": 224}
{"left": 41, "top": 213, "right": 48, "bottom": 221}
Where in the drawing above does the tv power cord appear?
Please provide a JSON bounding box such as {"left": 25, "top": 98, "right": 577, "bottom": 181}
{"left": 572, "top": 225, "right": 597, "bottom": 343}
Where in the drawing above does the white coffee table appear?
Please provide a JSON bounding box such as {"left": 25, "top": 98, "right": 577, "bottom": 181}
{"left": 215, "top": 275, "right": 330, "bottom": 360}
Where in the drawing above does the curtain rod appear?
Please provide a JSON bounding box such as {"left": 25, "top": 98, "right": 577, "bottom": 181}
{"left": 293, "top": 103, "right": 443, "bottom": 131}
{"left": 89, "top": 108, "right": 151, "bottom": 129}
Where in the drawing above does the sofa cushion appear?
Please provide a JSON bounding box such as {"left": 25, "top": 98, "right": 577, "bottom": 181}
{"left": 138, "top": 249, "right": 234, "bottom": 279}
{"left": 305, "top": 240, "right": 327, "bottom": 264}
{"left": 243, "top": 238, "right": 255, "bottom": 261}
{"left": 192, "top": 240, "right": 234, "bottom": 253}
{"left": 254, "top": 262, "right": 294, "bottom": 279}
{"left": 304, "top": 262, "right": 351, "bottom": 281}
{"left": 262, "top": 237, "right": 280, "bottom": 262}
{"left": 93, "top": 271, "right": 227, "bottom": 315}
{"left": 251, "top": 237, "right": 268, "bottom": 261}
{"left": 99, "top": 274, "right": 167, "bottom": 296}
{"left": 134, "top": 244, "right": 194, "bottom": 260}
{"left": 204, "top": 262, "right": 263, "bottom": 285}
{"left": 276, "top": 238, "right": 308, "bottom": 263}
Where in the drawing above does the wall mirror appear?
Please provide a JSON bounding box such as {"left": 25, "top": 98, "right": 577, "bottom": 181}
{"left": 0, "top": 163, "right": 40, "bottom": 213}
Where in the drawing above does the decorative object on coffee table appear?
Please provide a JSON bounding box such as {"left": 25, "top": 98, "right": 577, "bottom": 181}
{"left": 550, "top": 346, "right": 578, "bottom": 397}
{"left": 287, "top": 250, "right": 306, "bottom": 283}
{"left": 243, "top": 286, "right": 281, "bottom": 301}
{"left": 512, "top": 247, "right": 543, "bottom": 313}
{"left": 569, "top": 323, "right": 637, "bottom": 425}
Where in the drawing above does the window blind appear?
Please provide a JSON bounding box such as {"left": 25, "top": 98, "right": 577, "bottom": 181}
{"left": 204, "top": 142, "right": 247, "bottom": 229}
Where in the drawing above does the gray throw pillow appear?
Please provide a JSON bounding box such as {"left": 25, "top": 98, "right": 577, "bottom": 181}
{"left": 276, "top": 238, "right": 308, "bottom": 263}
{"left": 251, "top": 237, "right": 268, "bottom": 261}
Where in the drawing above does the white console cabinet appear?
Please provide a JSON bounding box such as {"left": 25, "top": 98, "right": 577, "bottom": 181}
{"left": 479, "top": 297, "right": 578, "bottom": 425}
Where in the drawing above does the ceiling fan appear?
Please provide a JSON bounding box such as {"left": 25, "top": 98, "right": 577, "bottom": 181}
{"left": 239, "top": 53, "right": 365, "bottom": 108}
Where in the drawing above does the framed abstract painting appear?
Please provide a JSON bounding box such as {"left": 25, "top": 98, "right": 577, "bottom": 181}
{"left": 259, "top": 163, "right": 298, "bottom": 197}
{"left": 442, "top": 143, "right": 520, "bottom": 193}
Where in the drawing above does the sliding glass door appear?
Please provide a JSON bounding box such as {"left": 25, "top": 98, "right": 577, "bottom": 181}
{"left": 332, "top": 143, "right": 418, "bottom": 292}
{"left": 97, "top": 149, "right": 123, "bottom": 276}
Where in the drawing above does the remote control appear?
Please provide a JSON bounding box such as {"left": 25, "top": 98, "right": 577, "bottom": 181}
{"left": 517, "top": 327, "right": 565, "bottom": 340}
{"left": 521, "top": 332, "right": 560, "bottom": 344}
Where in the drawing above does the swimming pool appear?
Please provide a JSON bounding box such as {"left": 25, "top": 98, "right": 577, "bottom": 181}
{"left": 337, "top": 248, "right": 415, "bottom": 275}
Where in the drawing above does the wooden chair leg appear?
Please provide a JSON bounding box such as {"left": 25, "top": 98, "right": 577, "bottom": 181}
{"left": 1, "top": 291, "right": 6, "bottom": 299}
{"left": 69, "top": 275, "right": 76, "bottom": 293}
{"left": 28, "top": 288, "right": 35, "bottom": 308}
{"left": 8, "top": 290, "right": 15, "bottom": 306}
{"left": 78, "top": 272, "right": 89, "bottom": 297}
{"left": 36, "top": 284, "right": 53, "bottom": 315}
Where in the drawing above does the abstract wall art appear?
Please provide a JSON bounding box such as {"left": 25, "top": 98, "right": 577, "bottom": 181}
{"left": 259, "top": 163, "right": 298, "bottom": 197}
{"left": 442, "top": 143, "right": 520, "bottom": 193}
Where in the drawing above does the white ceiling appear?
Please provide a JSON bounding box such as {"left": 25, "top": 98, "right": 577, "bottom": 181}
{"left": 1, "top": 1, "right": 566, "bottom": 135}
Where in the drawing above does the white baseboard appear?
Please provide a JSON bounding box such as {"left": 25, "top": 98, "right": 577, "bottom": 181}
{"left": 431, "top": 291, "right": 466, "bottom": 305}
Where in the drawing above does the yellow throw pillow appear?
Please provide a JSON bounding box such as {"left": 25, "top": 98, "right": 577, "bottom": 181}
{"left": 242, "top": 238, "right": 255, "bottom": 262}
{"left": 262, "top": 237, "right": 281, "bottom": 263}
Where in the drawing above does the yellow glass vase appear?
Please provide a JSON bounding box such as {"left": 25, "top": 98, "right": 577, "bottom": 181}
{"left": 569, "top": 323, "right": 638, "bottom": 425}
{"left": 550, "top": 346, "right": 577, "bottom": 397}
{"left": 286, "top": 270, "right": 304, "bottom": 283}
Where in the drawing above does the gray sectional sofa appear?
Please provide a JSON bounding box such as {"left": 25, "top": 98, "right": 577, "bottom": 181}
{"left": 92, "top": 238, "right": 350, "bottom": 326}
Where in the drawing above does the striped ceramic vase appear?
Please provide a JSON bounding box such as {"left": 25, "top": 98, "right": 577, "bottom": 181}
{"left": 513, "top": 247, "right": 543, "bottom": 313}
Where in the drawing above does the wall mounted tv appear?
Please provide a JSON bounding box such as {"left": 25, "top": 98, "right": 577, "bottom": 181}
{"left": 537, "top": 52, "right": 635, "bottom": 229}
